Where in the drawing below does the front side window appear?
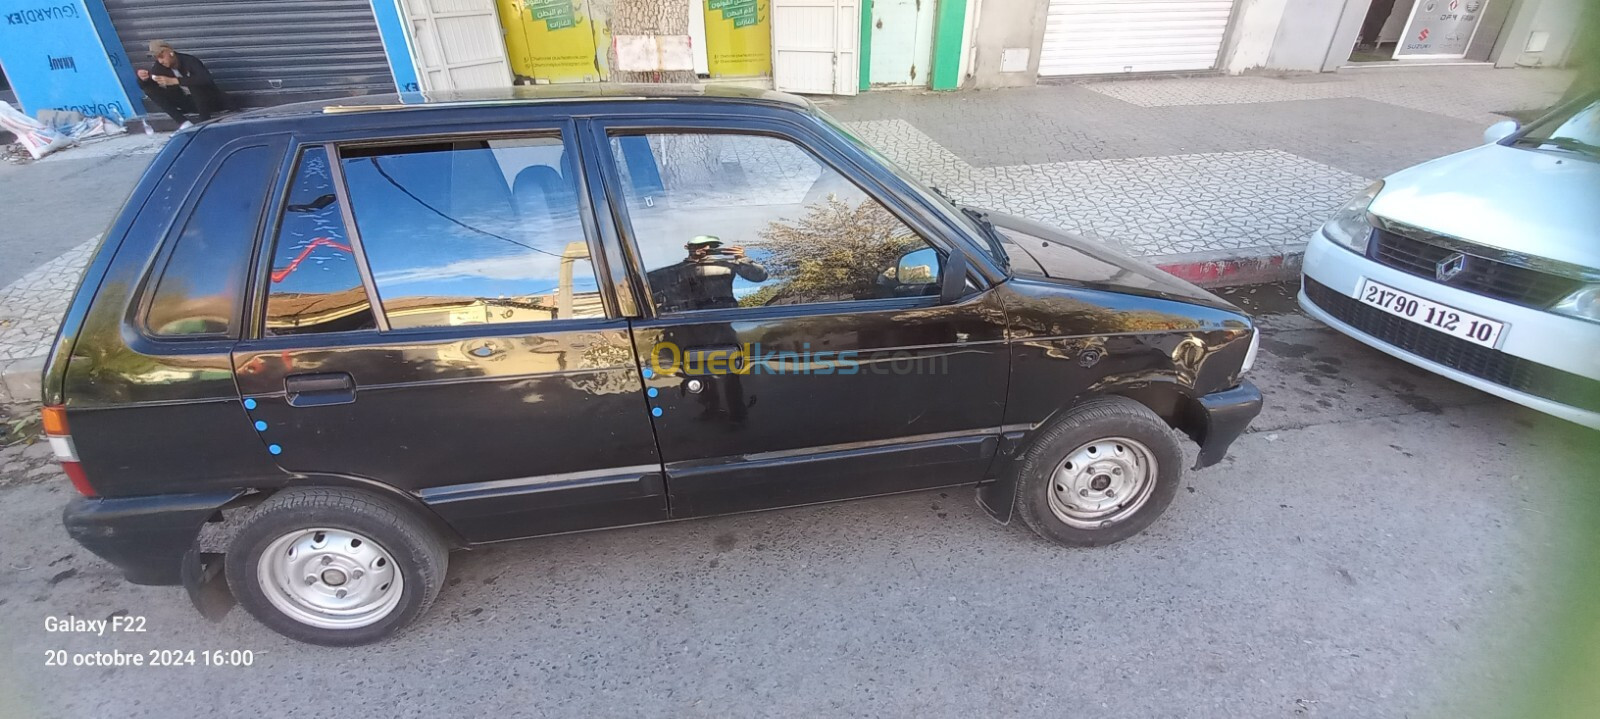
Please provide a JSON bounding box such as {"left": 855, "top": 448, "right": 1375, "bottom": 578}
{"left": 340, "top": 136, "right": 604, "bottom": 330}
{"left": 609, "top": 132, "right": 942, "bottom": 313}
{"left": 263, "top": 147, "right": 375, "bottom": 336}
{"left": 146, "top": 145, "right": 276, "bottom": 337}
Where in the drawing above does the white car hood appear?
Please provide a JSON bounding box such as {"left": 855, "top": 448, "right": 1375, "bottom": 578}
{"left": 1370, "top": 143, "right": 1600, "bottom": 271}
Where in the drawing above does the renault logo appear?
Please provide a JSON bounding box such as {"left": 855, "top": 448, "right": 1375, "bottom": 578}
{"left": 1435, "top": 252, "right": 1468, "bottom": 282}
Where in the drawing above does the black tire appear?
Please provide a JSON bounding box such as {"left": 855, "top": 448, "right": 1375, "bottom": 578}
{"left": 1014, "top": 397, "right": 1185, "bottom": 547}
{"left": 225, "top": 487, "right": 448, "bottom": 646}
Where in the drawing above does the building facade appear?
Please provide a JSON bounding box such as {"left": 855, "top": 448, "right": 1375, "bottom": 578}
{"left": 0, "top": 0, "right": 1588, "bottom": 119}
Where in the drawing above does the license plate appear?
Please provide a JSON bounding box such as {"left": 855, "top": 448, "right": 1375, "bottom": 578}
{"left": 1356, "top": 278, "right": 1506, "bottom": 348}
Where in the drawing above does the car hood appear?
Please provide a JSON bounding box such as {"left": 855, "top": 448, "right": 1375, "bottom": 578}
{"left": 977, "top": 208, "right": 1239, "bottom": 313}
{"left": 1371, "top": 143, "right": 1600, "bottom": 270}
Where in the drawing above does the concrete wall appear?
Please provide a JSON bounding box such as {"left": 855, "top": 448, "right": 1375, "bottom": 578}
{"left": 1494, "top": 0, "right": 1586, "bottom": 68}
{"left": 966, "top": 0, "right": 1049, "bottom": 88}
{"left": 1221, "top": 0, "right": 1291, "bottom": 73}
{"left": 1260, "top": 0, "right": 1347, "bottom": 70}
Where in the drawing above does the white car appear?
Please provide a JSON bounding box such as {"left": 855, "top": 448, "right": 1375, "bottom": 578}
{"left": 1300, "top": 92, "right": 1600, "bottom": 430}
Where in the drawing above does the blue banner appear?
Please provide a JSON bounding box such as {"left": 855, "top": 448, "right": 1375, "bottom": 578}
{"left": 0, "top": 0, "right": 139, "bottom": 118}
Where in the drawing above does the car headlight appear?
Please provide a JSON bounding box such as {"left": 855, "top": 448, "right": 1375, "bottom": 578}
{"left": 1552, "top": 285, "right": 1600, "bottom": 323}
{"left": 1240, "top": 330, "right": 1260, "bottom": 375}
{"left": 1320, "top": 181, "right": 1383, "bottom": 254}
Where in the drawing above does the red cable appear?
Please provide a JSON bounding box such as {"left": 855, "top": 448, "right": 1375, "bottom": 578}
{"left": 270, "top": 237, "right": 353, "bottom": 283}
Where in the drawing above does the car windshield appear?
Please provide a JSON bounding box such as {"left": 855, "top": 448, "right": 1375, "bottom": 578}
{"left": 815, "top": 110, "right": 1011, "bottom": 271}
{"left": 1511, "top": 93, "right": 1600, "bottom": 159}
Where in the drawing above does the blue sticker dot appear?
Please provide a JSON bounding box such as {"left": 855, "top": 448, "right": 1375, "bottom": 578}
{"left": 651, "top": 407, "right": 663, "bottom": 417}
{"left": 268, "top": 444, "right": 283, "bottom": 455}
{"left": 642, "top": 368, "right": 654, "bottom": 379}
{"left": 243, "top": 398, "right": 257, "bottom": 410}
{"left": 254, "top": 420, "right": 268, "bottom": 432}
{"left": 647, "top": 387, "right": 659, "bottom": 398}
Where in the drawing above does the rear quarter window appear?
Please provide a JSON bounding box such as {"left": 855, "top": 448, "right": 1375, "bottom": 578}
{"left": 144, "top": 145, "right": 276, "bottom": 337}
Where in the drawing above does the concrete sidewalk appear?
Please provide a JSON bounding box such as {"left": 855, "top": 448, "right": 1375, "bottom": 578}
{"left": 0, "top": 65, "right": 1575, "bottom": 403}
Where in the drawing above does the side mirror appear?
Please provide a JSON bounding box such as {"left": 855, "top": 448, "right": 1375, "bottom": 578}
{"left": 1483, "top": 119, "right": 1519, "bottom": 144}
{"left": 938, "top": 247, "right": 968, "bottom": 305}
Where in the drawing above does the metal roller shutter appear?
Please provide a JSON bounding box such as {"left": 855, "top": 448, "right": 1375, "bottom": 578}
{"left": 1039, "top": 0, "right": 1235, "bottom": 76}
{"left": 103, "top": 0, "right": 395, "bottom": 107}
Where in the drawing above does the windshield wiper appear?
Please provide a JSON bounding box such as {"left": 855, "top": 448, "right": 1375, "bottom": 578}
{"left": 1514, "top": 136, "right": 1600, "bottom": 156}
{"left": 960, "top": 206, "right": 1011, "bottom": 272}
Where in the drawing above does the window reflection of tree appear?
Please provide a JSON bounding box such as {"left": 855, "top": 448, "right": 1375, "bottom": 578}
{"left": 740, "top": 196, "right": 927, "bottom": 307}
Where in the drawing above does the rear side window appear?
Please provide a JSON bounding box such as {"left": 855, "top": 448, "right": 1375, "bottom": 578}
{"left": 145, "top": 145, "right": 274, "bottom": 337}
{"left": 263, "top": 147, "right": 376, "bottom": 336}
{"left": 340, "top": 136, "right": 605, "bottom": 330}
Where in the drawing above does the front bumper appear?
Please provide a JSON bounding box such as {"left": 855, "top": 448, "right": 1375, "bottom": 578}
{"left": 1190, "top": 380, "right": 1263, "bottom": 468}
{"left": 1300, "top": 232, "right": 1600, "bottom": 430}
{"left": 62, "top": 490, "right": 241, "bottom": 586}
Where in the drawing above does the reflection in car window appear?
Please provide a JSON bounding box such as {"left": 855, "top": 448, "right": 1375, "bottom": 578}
{"left": 147, "top": 145, "right": 274, "bottom": 337}
{"left": 609, "top": 132, "right": 941, "bottom": 312}
{"left": 263, "top": 147, "right": 376, "bottom": 336}
{"left": 341, "top": 137, "right": 604, "bottom": 330}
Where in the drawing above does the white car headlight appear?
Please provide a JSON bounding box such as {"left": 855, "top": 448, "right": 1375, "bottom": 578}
{"left": 1320, "top": 181, "right": 1384, "bottom": 254}
{"left": 1552, "top": 285, "right": 1600, "bottom": 323}
{"left": 1240, "top": 330, "right": 1260, "bottom": 375}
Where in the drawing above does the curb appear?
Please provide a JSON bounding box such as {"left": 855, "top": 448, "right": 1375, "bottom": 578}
{"left": 1155, "top": 246, "right": 1303, "bottom": 289}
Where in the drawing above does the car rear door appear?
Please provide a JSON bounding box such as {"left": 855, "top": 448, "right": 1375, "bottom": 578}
{"left": 231, "top": 123, "right": 666, "bottom": 542}
{"left": 583, "top": 113, "right": 1011, "bottom": 518}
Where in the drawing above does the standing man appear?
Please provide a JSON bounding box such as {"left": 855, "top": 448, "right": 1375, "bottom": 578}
{"left": 136, "top": 40, "right": 227, "bottom": 129}
{"left": 646, "top": 235, "right": 769, "bottom": 312}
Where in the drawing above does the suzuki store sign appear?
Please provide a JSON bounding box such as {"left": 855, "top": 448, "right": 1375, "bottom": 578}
{"left": 1395, "top": 0, "right": 1490, "bottom": 59}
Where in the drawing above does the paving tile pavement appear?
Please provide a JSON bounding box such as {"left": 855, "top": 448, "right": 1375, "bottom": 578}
{"left": 0, "top": 238, "right": 98, "bottom": 362}
{"left": 849, "top": 119, "right": 1370, "bottom": 256}
{"left": 1075, "top": 66, "right": 1572, "bottom": 126}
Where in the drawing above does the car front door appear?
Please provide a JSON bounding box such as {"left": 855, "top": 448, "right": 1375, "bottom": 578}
{"left": 231, "top": 127, "right": 666, "bottom": 542}
{"left": 585, "top": 116, "right": 1011, "bottom": 518}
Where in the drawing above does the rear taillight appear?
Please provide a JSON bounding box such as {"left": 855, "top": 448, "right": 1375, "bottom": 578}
{"left": 41, "top": 406, "right": 94, "bottom": 497}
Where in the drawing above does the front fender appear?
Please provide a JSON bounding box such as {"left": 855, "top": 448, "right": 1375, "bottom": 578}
{"left": 974, "top": 381, "right": 1262, "bottom": 524}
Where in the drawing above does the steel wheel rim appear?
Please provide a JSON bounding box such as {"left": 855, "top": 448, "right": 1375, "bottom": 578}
{"left": 1046, "top": 436, "right": 1158, "bottom": 529}
{"left": 257, "top": 527, "right": 404, "bottom": 630}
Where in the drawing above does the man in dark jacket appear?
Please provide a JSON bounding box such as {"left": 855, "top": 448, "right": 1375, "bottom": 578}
{"left": 136, "top": 40, "right": 227, "bottom": 128}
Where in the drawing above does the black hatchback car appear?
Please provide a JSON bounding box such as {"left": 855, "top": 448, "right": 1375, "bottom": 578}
{"left": 45, "top": 86, "right": 1262, "bottom": 645}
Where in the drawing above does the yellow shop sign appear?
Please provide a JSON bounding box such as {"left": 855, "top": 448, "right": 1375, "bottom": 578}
{"left": 703, "top": 0, "right": 771, "bottom": 78}
{"left": 497, "top": 0, "right": 600, "bottom": 83}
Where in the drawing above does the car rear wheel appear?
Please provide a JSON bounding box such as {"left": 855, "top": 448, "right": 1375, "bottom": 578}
{"left": 1014, "top": 397, "right": 1184, "bottom": 547}
{"left": 226, "top": 487, "right": 448, "bottom": 646}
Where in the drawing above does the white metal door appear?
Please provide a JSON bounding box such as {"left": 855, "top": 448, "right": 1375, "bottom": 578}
{"left": 869, "top": 0, "right": 935, "bottom": 85}
{"left": 772, "top": 0, "right": 860, "bottom": 94}
{"left": 1039, "top": 0, "right": 1236, "bottom": 76}
{"left": 400, "top": 0, "right": 514, "bottom": 91}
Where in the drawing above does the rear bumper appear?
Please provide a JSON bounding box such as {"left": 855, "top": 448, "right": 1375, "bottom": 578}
{"left": 62, "top": 491, "right": 241, "bottom": 586}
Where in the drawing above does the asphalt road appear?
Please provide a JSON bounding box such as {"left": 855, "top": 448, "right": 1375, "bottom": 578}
{"left": 1, "top": 285, "right": 1596, "bottom": 718}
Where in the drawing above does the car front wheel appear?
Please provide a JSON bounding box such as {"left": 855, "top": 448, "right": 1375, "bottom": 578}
{"left": 225, "top": 487, "right": 448, "bottom": 646}
{"left": 1014, "top": 397, "right": 1185, "bottom": 547}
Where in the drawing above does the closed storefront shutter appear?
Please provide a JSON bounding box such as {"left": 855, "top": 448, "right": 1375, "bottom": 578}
{"left": 1039, "top": 0, "right": 1235, "bottom": 76}
{"left": 103, "top": 0, "right": 395, "bottom": 107}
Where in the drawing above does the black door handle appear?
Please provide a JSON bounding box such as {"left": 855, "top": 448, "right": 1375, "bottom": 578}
{"left": 285, "top": 372, "right": 356, "bottom": 407}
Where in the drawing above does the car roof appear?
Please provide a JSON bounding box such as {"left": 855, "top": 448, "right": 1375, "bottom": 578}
{"left": 221, "top": 84, "right": 817, "bottom": 125}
